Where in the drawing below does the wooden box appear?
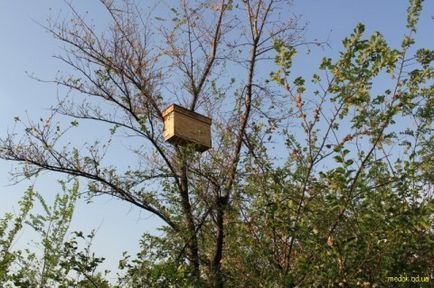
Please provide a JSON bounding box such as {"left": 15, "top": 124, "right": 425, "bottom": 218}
{"left": 162, "top": 104, "right": 212, "bottom": 152}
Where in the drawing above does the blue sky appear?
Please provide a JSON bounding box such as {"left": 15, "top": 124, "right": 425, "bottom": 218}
{"left": 1, "top": 0, "right": 433, "bottom": 277}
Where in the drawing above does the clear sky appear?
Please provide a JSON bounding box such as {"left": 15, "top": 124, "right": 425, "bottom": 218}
{"left": 1, "top": 0, "right": 433, "bottom": 278}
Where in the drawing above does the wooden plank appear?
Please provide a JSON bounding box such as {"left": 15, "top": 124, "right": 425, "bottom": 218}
{"left": 163, "top": 104, "right": 212, "bottom": 125}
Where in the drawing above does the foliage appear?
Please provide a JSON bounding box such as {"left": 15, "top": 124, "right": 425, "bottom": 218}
{"left": 0, "top": 182, "right": 108, "bottom": 288}
{"left": 0, "top": 0, "right": 433, "bottom": 287}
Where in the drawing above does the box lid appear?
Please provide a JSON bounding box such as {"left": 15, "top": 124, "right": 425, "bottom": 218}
{"left": 162, "top": 104, "right": 212, "bottom": 125}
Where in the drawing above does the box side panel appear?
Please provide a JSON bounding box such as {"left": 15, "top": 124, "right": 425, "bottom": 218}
{"left": 163, "top": 112, "right": 175, "bottom": 141}
{"left": 172, "top": 104, "right": 212, "bottom": 125}
{"left": 174, "top": 112, "right": 211, "bottom": 149}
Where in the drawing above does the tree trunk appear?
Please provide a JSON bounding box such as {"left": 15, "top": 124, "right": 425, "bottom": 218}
{"left": 179, "top": 158, "right": 200, "bottom": 280}
{"left": 211, "top": 195, "right": 227, "bottom": 287}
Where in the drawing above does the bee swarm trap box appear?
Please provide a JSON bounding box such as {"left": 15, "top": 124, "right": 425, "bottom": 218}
{"left": 162, "top": 104, "right": 212, "bottom": 152}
